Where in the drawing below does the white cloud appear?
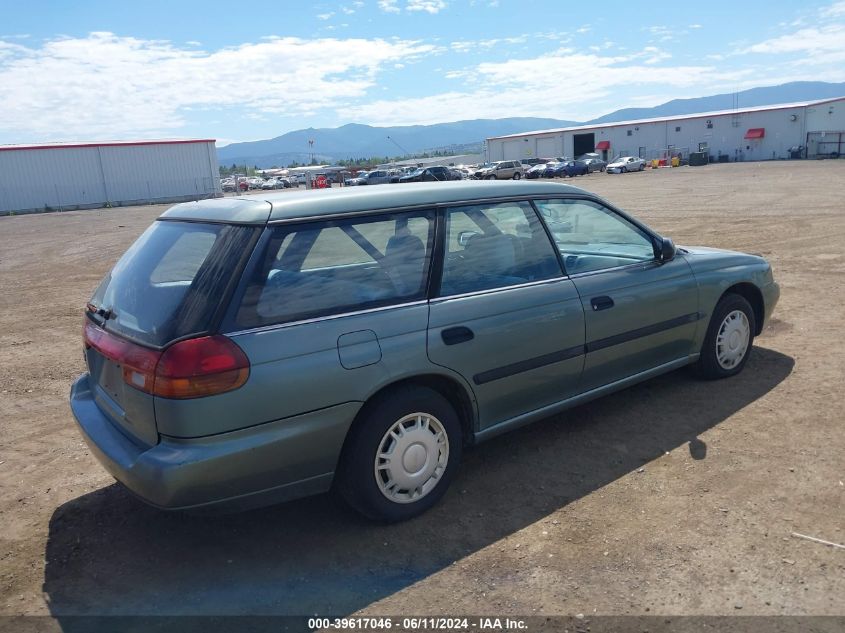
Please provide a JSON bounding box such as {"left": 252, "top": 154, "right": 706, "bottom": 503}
{"left": 378, "top": 0, "right": 400, "bottom": 12}
{"left": 0, "top": 32, "right": 439, "bottom": 140}
{"left": 743, "top": 24, "right": 845, "bottom": 56}
{"left": 316, "top": 12, "right": 334, "bottom": 19}
{"left": 344, "top": 48, "right": 753, "bottom": 125}
{"left": 406, "top": 0, "right": 447, "bottom": 13}
{"left": 822, "top": 1, "right": 845, "bottom": 16}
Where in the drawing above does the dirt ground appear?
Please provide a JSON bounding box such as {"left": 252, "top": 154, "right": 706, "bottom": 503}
{"left": 0, "top": 161, "right": 843, "bottom": 623}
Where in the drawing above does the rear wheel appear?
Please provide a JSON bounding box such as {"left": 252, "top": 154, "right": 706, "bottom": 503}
{"left": 696, "top": 294, "right": 755, "bottom": 379}
{"left": 513, "top": 172, "right": 521, "bottom": 180}
{"left": 336, "top": 386, "right": 462, "bottom": 522}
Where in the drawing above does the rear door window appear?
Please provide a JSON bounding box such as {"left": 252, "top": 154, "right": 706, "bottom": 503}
{"left": 439, "top": 201, "right": 562, "bottom": 296}
{"left": 234, "top": 211, "right": 434, "bottom": 328}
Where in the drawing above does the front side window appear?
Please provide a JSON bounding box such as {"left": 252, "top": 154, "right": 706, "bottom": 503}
{"left": 439, "top": 201, "right": 561, "bottom": 296}
{"left": 535, "top": 199, "right": 656, "bottom": 274}
{"left": 235, "top": 212, "right": 434, "bottom": 328}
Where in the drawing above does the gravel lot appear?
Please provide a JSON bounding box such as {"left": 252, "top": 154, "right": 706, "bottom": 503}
{"left": 0, "top": 161, "right": 843, "bottom": 622}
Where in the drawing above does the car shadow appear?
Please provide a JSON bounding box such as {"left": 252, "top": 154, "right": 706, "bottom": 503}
{"left": 43, "top": 347, "right": 793, "bottom": 624}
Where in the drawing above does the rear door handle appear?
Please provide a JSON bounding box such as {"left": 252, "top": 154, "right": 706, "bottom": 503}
{"left": 441, "top": 326, "right": 474, "bottom": 346}
{"left": 591, "top": 296, "right": 615, "bottom": 311}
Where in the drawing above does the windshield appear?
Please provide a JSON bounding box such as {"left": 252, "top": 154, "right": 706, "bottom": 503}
{"left": 89, "top": 220, "right": 256, "bottom": 346}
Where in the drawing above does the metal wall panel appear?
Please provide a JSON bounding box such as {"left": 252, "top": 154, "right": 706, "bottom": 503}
{"left": 487, "top": 102, "right": 845, "bottom": 164}
{"left": 0, "top": 141, "right": 221, "bottom": 213}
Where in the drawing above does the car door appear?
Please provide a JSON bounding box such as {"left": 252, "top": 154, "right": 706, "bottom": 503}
{"left": 535, "top": 198, "right": 700, "bottom": 392}
{"left": 427, "top": 200, "right": 585, "bottom": 430}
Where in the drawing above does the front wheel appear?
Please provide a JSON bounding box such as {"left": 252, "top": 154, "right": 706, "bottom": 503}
{"left": 487, "top": 174, "right": 496, "bottom": 180}
{"left": 696, "top": 294, "right": 756, "bottom": 379}
{"left": 335, "top": 386, "right": 462, "bottom": 521}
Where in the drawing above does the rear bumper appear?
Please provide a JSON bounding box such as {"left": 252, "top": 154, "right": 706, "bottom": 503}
{"left": 70, "top": 374, "right": 359, "bottom": 511}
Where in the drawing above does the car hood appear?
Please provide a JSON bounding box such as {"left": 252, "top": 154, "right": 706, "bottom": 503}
{"left": 680, "top": 245, "right": 769, "bottom": 273}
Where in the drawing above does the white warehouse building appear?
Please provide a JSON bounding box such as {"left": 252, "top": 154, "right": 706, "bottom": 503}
{"left": 0, "top": 139, "right": 222, "bottom": 215}
{"left": 486, "top": 97, "right": 845, "bottom": 164}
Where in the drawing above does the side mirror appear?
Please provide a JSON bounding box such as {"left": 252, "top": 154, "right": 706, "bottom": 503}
{"left": 659, "top": 237, "right": 677, "bottom": 262}
{"left": 458, "top": 230, "right": 479, "bottom": 247}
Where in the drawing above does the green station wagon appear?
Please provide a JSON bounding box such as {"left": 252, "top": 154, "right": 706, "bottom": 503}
{"left": 70, "top": 181, "right": 779, "bottom": 521}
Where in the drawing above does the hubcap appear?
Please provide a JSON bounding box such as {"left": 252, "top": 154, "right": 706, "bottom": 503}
{"left": 374, "top": 412, "right": 449, "bottom": 504}
{"left": 716, "top": 309, "right": 750, "bottom": 369}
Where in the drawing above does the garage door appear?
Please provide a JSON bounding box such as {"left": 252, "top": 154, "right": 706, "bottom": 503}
{"left": 503, "top": 140, "right": 524, "bottom": 160}
{"left": 536, "top": 137, "right": 558, "bottom": 158}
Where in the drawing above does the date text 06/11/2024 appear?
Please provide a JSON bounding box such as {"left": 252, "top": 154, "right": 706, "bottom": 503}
{"left": 308, "top": 617, "right": 529, "bottom": 630}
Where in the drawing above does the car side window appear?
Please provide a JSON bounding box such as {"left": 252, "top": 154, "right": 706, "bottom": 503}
{"left": 535, "top": 199, "right": 656, "bottom": 275}
{"left": 439, "top": 201, "right": 562, "bottom": 296}
{"left": 235, "top": 211, "right": 434, "bottom": 328}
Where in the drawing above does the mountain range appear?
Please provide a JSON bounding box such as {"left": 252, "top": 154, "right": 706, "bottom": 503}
{"left": 217, "top": 81, "right": 845, "bottom": 168}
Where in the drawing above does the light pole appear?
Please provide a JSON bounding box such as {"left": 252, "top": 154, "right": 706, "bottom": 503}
{"left": 308, "top": 139, "right": 315, "bottom": 165}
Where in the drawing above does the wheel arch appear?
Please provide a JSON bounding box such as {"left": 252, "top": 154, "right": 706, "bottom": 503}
{"left": 351, "top": 373, "right": 477, "bottom": 448}
{"left": 722, "top": 282, "right": 765, "bottom": 335}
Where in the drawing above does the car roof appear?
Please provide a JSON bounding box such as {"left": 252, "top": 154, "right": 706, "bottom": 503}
{"left": 160, "top": 180, "right": 590, "bottom": 224}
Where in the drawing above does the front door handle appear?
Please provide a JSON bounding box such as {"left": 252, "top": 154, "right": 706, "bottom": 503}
{"left": 441, "top": 326, "right": 474, "bottom": 346}
{"left": 591, "top": 296, "right": 615, "bottom": 311}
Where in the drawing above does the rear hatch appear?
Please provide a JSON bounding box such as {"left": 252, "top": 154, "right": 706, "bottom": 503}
{"left": 84, "top": 219, "right": 258, "bottom": 446}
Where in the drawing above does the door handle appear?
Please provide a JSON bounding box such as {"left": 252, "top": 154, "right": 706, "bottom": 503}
{"left": 441, "top": 326, "right": 474, "bottom": 346}
{"left": 591, "top": 296, "right": 615, "bottom": 311}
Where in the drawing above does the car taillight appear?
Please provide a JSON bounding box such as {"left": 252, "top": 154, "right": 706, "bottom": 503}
{"left": 154, "top": 335, "right": 250, "bottom": 399}
{"left": 83, "top": 320, "right": 249, "bottom": 399}
{"left": 84, "top": 319, "right": 160, "bottom": 393}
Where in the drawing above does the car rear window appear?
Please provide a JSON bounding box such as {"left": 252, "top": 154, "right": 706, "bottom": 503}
{"left": 232, "top": 211, "right": 434, "bottom": 329}
{"left": 89, "top": 220, "right": 256, "bottom": 347}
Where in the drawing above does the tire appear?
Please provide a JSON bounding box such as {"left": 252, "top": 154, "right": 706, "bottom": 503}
{"left": 513, "top": 172, "right": 521, "bottom": 180}
{"left": 639, "top": 164, "right": 645, "bottom": 171}
{"left": 621, "top": 166, "right": 628, "bottom": 173}
{"left": 335, "top": 386, "right": 463, "bottom": 522}
{"left": 487, "top": 175, "right": 496, "bottom": 180}
{"left": 696, "top": 293, "right": 756, "bottom": 380}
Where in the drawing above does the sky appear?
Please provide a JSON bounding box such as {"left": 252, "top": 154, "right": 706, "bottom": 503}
{"left": 1, "top": 0, "right": 844, "bottom": 146}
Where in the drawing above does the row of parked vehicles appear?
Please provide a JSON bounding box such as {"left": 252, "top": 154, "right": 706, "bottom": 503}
{"left": 221, "top": 175, "right": 307, "bottom": 192}
{"left": 345, "top": 154, "right": 650, "bottom": 187}
{"left": 224, "top": 153, "right": 651, "bottom": 192}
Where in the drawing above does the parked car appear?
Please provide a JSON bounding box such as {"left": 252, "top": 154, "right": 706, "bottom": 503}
{"left": 474, "top": 160, "right": 524, "bottom": 180}
{"left": 541, "top": 161, "right": 568, "bottom": 178}
{"left": 607, "top": 156, "right": 647, "bottom": 173}
{"left": 221, "top": 179, "right": 236, "bottom": 192}
{"left": 398, "top": 166, "right": 452, "bottom": 183}
{"left": 525, "top": 163, "right": 550, "bottom": 179}
{"left": 563, "top": 160, "right": 589, "bottom": 177}
{"left": 260, "top": 179, "right": 278, "bottom": 190}
{"left": 71, "top": 180, "right": 779, "bottom": 522}
{"left": 521, "top": 158, "right": 549, "bottom": 167}
{"left": 582, "top": 158, "right": 607, "bottom": 172}
{"left": 345, "top": 170, "right": 392, "bottom": 186}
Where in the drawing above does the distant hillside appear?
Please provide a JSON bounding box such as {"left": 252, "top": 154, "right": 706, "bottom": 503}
{"left": 217, "top": 81, "right": 845, "bottom": 167}
{"left": 584, "top": 81, "right": 845, "bottom": 125}
{"left": 217, "top": 118, "right": 576, "bottom": 167}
